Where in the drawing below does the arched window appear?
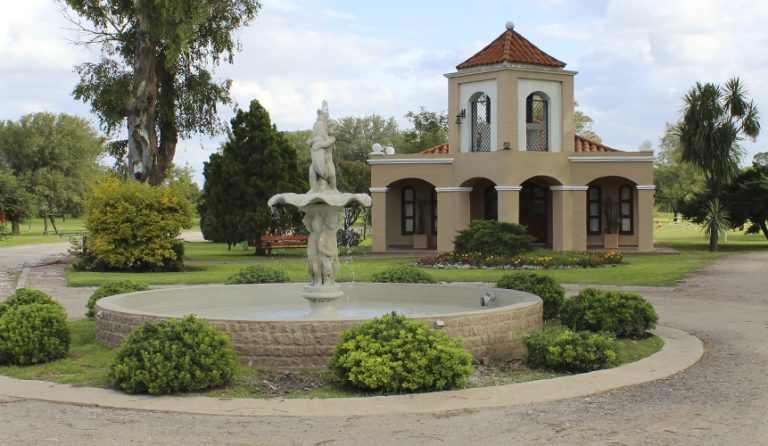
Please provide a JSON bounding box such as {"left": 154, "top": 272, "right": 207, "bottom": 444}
{"left": 471, "top": 93, "right": 491, "bottom": 152}
{"left": 401, "top": 187, "right": 415, "bottom": 235}
{"left": 526, "top": 92, "right": 549, "bottom": 151}
{"left": 619, "top": 186, "right": 633, "bottom": 234}
{"left": 587, "top": 186, "right": 602, "bottom": 234}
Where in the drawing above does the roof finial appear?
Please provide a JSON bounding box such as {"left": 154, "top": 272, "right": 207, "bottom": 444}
{"left": 505, "top": 21, "right": 515, "bottom": 31}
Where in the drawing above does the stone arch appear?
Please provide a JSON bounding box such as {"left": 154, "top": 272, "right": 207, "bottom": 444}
{"left": 385, "top": 178, "right": 437, "bottom": 249}
{"left": 518, "top": 176, "right": 562, "bottom": 245}
{"left": 460, "top": 177, "right": 498, "bottom": 221}
{"left": 586, "top": 176, "right": 639, "bottom": 249}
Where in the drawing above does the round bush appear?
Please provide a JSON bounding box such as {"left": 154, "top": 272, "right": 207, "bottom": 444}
{"left": 329, "top": 312, "right": 473, "bottom": 393}
{"left": 109, "top": 315, "right": 237, "bottom": 395}
{"left": 0, "top": 303, "right": 70, "bottom": 365}
{"left": 0, "top": 288, "right": 64, "bottom": 318}
{"left": 86, "top": 281, "right": 150, "bottom": 318}
{"left": 225, "top": 264, "right": 288, "bottom": 284}
{"left": 370, "top": 265, "right": 436, "bottom": 284}
{"left": 496, "top": 272, "right": 564, "bottom": 320}
{"left": 453, "top": 220, "right": 535, "bottom": 256}
{"left": 524, "top": 325, "right": 618, "bottom": 372}
{"left": 560, "top": 288, "right": 659, "bottom": 338}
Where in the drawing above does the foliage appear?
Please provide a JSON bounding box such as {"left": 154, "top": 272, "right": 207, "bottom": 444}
{"left": 400, "top": 107, "right": 448, "bottom": 153}
{"left": 723, "top": 165, "right": 768, "bottom": 240}
{"left": 0, "top": 304, "right": 70, "bottom": 365}
{"left": 86, "top": 281, "right": 150, "bottom": 319}
{"left": 334, "top": 114, "right": 401, "bottom": 162}
{"left": 701, "top": 198, "right": 730, "bottom": 248}
{"left": 654, "top": 122, "right": 705, "bottom": 218}
{"left": 560, "top": 288, "right": 658, "bottom": 338}
{"left": 109, "top": 315, "right": 237, "bottom": 394}
{"left": 337, "top": 228, "right": 361, "bottom": 249}
{"left": 453, "top": 220, "right": 535, "bottom": 257}
{"left": 63, "top": 0, "right": 261, "bottom": 185}
{"left": 329, "top": 312, "right": 473, "bottom": 392}
{"left": 336, "top": 160, "right": 371, "bottom": 232}
{"left": 81, "top": 177, "right": 193, "bottom": 271}
{"left": 225, "top": 264, "right": 288, "bottom": 284}
{"left": 165, "top": 164, "right": 202, "bottom": 207}
{"left": 523, "top": 325, "right": 618, "bottom": 372}
{"left": 370, "top": 265, "right": 436, "bottom": 284}
{"left": 0, "top": 113, "right": 103, "bottom": 231}
{"left": 754, "top": 152, "right": 768, "bottom": 167}
{"left": 417, "top": 250, "right": 623, "bottom": 270}
{"left": 496, "top": 273, "right": 564, "bottom": 320}
{"left": 198, "top": 100, "right": 306, "bottom": 252}
{"left": 0, "top": 288, "right": 65, "bottom": 318}
{"left": 677, "top": 77, "right": 760, "bottom": 251}
{"left": 0, "top": 168, "right": 37, "bottom": 235}
{"left": 574, "top": 102, "right": 601, "bottom": 143}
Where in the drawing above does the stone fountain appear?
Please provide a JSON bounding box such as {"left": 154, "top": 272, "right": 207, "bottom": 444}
{"left": 268, "top": 101, "right": 371, "bottom": 316}
{"left": 94, "top": 101, "right": 543, "bottom": 370}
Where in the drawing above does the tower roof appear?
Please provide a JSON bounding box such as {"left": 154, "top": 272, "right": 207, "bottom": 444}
{"left": 456, "top": 23, "right": 566, "bottom": 70}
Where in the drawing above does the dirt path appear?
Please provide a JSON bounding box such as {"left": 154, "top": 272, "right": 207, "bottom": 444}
{"left": 1, "top": 248, "right": 767, "bottom": 445}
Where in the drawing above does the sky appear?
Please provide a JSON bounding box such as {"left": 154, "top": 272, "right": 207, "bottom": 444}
{"left": 2, "top": 0, "right": 767, "bottom": 185}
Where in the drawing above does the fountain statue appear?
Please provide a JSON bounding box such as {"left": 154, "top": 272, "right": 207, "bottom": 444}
{"left": 268, "top": 101, "right": 371, "bottom": 313}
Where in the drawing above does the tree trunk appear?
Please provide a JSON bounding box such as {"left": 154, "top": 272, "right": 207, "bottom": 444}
{"left": 43, "top": 214, "right": 49, "bottom": 235}
{"left": 49, "top": 215, "right": 58, "bottom": 235}
{"left": 709, "top": 230, "right": 718, "bottom": 252}
{"left": 11, "top": 219, "right": 20, "bottom": 236}
{"left": 760, "top": 221, "right": 768, "bottom": 241}
{"left": 127, "top": 3, "right": 158, "bottom": 183}
{"left": 148, "top": 61, "right": 178, "bottom": 186}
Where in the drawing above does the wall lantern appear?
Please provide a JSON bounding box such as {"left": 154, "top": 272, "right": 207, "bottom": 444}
{"left": 455, "top": 109, "right": 466, "bottom": 125}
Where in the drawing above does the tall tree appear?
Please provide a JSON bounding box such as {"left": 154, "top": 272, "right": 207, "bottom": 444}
{"left": 400, "top": 107, "right": 448, "bottom": 153}
{"left": 574, "top": 102, "right": 601, "bottom": 143}
{"left": 0, "top": 113, "right": 104, "bottom": 233}
{"left": 62, "top": 0, "right": 261, "bottom": 185}
{"left": 677, "top": 78, "right": 760, "bottom": 251}
{"left": 334, "top": 115, "right": 401, "bottom": 162}
{"left": 198, "top": 100, "right": 305, "bottom": 252}
{"left": 0, "top": 169, "right": 36, "bottom": 235}
{"left": 723, "top": 165, "right": 768, "bottom": 240}
{"left": 654, "top": 123, "right": 704, "bottom": 221}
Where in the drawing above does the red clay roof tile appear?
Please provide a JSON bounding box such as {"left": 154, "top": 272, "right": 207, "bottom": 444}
{"left": 419, "top": 142, "right": 449, "bottom": 154}
{"left": 574, "top": 135, "right": 621, "bottom": 153}
{"left": 457, "top": 27, "right": 566, "bottom": 70}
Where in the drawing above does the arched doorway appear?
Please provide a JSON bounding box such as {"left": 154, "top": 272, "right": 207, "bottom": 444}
{"left": 519, "top": 176, "right": 559, "bottom": 246}
{"left": 462, "top": 178, "right": 497, "bottom": 222}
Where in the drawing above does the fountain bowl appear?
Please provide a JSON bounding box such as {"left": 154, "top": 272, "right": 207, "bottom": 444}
{"left": 95, "top": 283, "right": 543, "bottom": 370}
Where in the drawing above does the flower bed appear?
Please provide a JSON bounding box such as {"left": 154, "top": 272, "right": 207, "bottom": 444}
{"left": 415, "top": 250, "right": 623, "bottom": 270}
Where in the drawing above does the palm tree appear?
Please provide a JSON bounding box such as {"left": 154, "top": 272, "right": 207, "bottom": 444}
{"left": 677, "top": 78, "right": 760, "bottom": 251}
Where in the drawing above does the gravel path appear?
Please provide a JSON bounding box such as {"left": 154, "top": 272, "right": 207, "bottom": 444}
{"left": 0, "top": 244, "right": 767, "bottom": 445}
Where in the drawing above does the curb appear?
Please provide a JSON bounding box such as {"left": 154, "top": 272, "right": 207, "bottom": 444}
{"left": 15, "top": 267, "right": 29, "bottom": 290}
{"left": 0, "top": 326, "right": 702, "bottom": 417}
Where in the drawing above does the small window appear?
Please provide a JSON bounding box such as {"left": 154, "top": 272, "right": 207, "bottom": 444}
{"left": 471, "top": 93, "right": 491, "bottom": 152}
{"left": 526, "top": 92, "right": 548, "bottom": 151}
{"left": 619, "top": 186, "right": 633, "bottom": 234}
{"left": 587, "top": 186, "right": 601, "bottom": 234}
{"left": 402, "top": 187, "right": 415, "bottom": 235}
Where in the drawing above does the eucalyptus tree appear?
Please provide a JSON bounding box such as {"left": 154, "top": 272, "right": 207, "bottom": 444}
{"left": 676, "top": 78, "right": 760, "bottom": 251}
{"left": 62, "top": 0, "right": 261, "bottom": 185}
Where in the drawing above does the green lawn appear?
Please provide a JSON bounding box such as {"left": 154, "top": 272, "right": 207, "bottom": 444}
{"left": 0, "top": 217, "right": 87, "bottom": 248}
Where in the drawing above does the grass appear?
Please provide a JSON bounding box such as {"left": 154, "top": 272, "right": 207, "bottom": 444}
{"left": 0, "top": 321, "right": 663, "bottom": 399}
{"left": 0, "top": 217, "right": 87, "bottom": 248}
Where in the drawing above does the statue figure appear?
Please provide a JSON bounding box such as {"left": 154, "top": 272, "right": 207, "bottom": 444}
{"left": 317, "top": 212, "right": 340, "bottom": 286}
{"left": 307, "top": 101, "right": 338, "bottom": 192}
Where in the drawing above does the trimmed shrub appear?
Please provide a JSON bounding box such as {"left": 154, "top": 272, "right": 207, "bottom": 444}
{"left": 496, "top": 272, "right": 565, "bottom": 320}
{"left": 86, "top": 281, "right": 150, "bottom": 319}
{"left": 0, "top": 303, "right": 70, "bottom": 365}
{"left": 337, "top": 228, "right": 361, "bottom": 248}
{"left": 79, "top": 177, "right": 193, "bottom": 272}
{"left": 560, "top": 288, "right": 659, "bottom": 338}
{"left": 0, "top": 288, "right": 64, "bottom": 318}
{"left": 329, "top": 312, "right": 473, "bottom": 393}
{"left": 109, "top": 315, "right": 237, "bottom": 395}
{"left": 453, "top": 220, "right": 535, "bottom": 257}
{"left": 370, "top": 265, "right": 436, "bottom": 284}
{"left": 225, "top": 264, "right": 289, "bottom": 285}
{"left": 524, "top": 325, "right": 618, "bottom": 372}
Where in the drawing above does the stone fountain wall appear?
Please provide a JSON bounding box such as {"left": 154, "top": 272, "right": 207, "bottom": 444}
{"left": 95, "top": 299, "right": 543, "bottom": 370}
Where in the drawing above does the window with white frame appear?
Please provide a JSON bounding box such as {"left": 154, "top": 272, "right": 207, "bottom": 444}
{"left": 619, "top": 186, "right": 633, "bottom": 234}
{"left": 402, "top": 187, "right": 415, "bottom": 235}
{"left": 587, "top": 186, "right": 602, "bottom": 234}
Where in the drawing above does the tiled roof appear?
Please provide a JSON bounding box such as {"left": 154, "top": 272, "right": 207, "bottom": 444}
{"left": 574, "top": 135, "right": 621, "bottom": 153}
{"left": 457, "top": 25, "right": 566, "bottom": 70}
{"left": 419, "top": 142, "right": 449, "bottom": 154}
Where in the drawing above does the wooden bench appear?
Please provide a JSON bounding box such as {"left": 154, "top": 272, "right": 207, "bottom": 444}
{"left": 259, "top": 235, "right": 309, "bottom": 254}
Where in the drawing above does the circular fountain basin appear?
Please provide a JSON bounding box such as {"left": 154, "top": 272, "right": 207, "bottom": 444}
{"left": 95, "top": 283, "right": 543, "bottom": 370}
